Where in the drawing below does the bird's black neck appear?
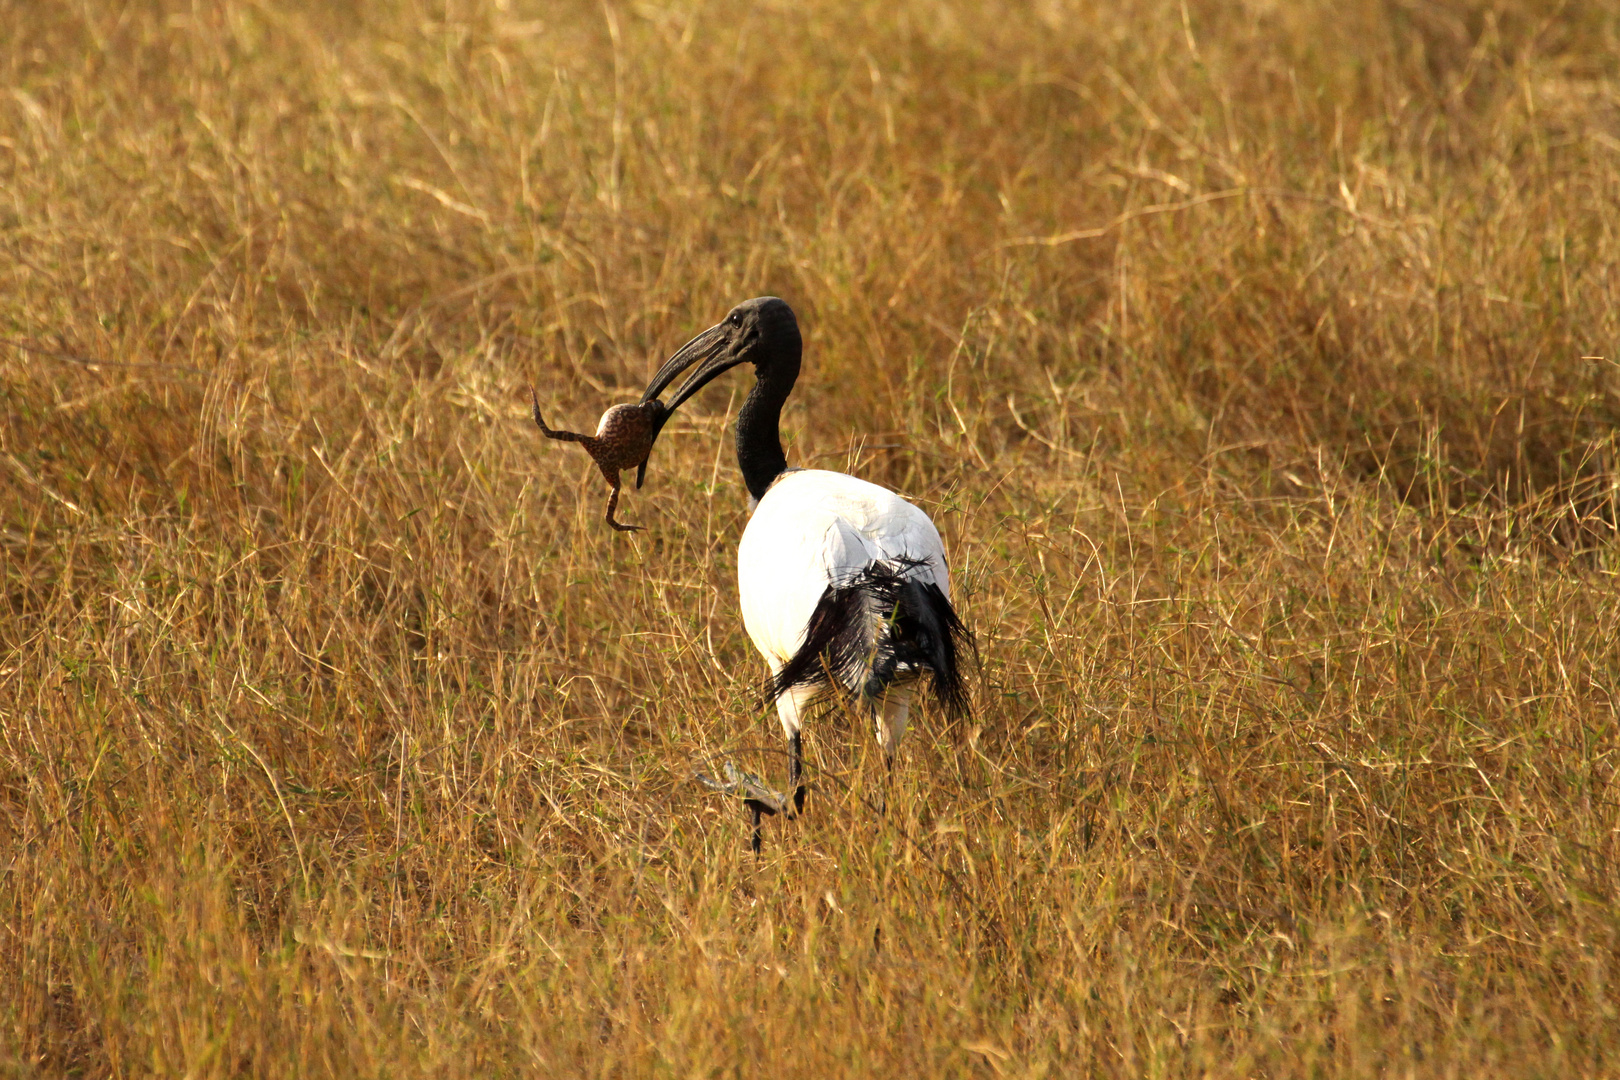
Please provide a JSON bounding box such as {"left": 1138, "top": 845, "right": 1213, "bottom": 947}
{"left": 736, "top": 361, "right": 798, "bottom": 501}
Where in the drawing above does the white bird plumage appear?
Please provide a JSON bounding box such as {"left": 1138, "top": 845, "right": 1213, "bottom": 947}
{"left": 738, "top": 468, "right": 950, "bottom": 753}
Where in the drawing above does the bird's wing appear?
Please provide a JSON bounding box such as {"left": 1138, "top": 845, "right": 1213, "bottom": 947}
{"left": 736, "top": 470, "right": 950, "bottom": 666}
{"left": 782, "top": 471, "right": 949, "bottom": 593}
{"left": 827, "top": 487, "right": 950, "bottom": 596}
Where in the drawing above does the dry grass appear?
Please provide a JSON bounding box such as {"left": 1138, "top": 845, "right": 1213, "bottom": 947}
{"left": 2, "top": 0, "right": 1619, "bottom": 1074}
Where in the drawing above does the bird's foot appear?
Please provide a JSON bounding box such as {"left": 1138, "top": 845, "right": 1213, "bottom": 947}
{"left": 695, "top": 761, "right": 797, "bottom": 818}
{"left": 607, "top": 518, "right": 643, "bottom": 533}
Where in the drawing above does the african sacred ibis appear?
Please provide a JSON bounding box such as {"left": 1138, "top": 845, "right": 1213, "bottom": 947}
{"left": 642, "top": 297, "right": 972, "bottom": 848}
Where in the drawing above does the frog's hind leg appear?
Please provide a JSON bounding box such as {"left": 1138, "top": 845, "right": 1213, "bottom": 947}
{"left": 599, "top": 469, "right": 641, "bottom": 532}
{"left": 531, "top": 389, "right": 588, "bottom": 444}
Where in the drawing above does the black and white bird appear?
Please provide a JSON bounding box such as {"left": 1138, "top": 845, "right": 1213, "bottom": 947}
{"left": 642, "top": 297, "right": 971, "bottom": 847}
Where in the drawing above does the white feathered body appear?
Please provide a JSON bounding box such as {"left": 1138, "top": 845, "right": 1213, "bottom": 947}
{"left": 736, "top": 469, "right": 949, "bottom": 749}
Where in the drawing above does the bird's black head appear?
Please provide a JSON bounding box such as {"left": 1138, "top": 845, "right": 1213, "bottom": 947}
{"left": 640, "top": 297, "right": 801, "bottom": 413}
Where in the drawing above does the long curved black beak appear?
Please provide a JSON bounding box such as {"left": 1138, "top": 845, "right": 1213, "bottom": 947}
{"left": 635, "top": 319, "right": 748, "bottom": 489}
{"left": 640, "top": 322, "right": 743, "bottom": 413}
{"left": 632, "top": 324, "right": 722, "bottom": 489}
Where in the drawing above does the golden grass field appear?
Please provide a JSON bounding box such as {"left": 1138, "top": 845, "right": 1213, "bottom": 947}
{"left": 2, "top": 0, "right": 1618, "bottom": 1074}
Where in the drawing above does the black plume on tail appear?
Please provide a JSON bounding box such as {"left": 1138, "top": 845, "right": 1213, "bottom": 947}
{"left": 773, "top": 558, "right": 973, "bottom": 718}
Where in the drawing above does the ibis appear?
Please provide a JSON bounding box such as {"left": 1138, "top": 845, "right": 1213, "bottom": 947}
{"left": 643, "top": 297, "right": 972, "bottom": 850}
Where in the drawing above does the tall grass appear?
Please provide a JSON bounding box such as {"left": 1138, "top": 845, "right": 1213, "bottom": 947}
{"left": 2, "top": 0, "right": 1617, "bottom": 1074}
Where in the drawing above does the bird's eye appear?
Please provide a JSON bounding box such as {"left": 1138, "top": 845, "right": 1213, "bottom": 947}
{"left": 729, "top": 312, "right": 743, "bottom": 327}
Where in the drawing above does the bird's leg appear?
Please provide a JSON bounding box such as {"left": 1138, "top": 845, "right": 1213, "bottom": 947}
{"left": 871, "top": 746, "right": 896, "bottom": 818}
{"left": 600, "top": 469, "right": 642, "bottom": 532}
{"left": 693, "top": 764, "right": 788, "bottom": 853}
{"left": 789, "top": 730, "right": 806, "bottom": 815}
